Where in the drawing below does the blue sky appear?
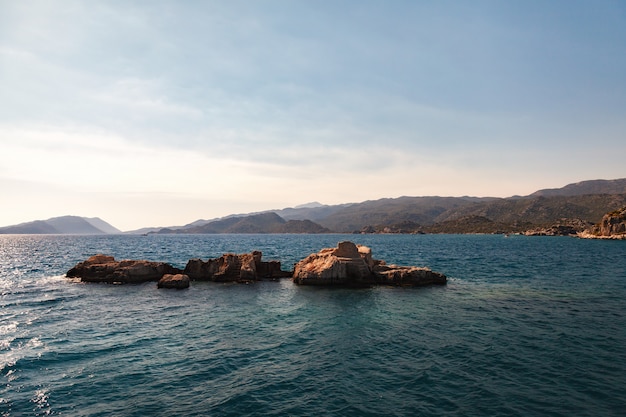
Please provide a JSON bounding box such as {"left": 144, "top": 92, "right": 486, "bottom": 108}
{"left": 1, "top": 0, "right": 625, "bottom": 230}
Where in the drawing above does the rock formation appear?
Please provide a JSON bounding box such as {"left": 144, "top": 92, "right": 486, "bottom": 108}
{"left": 67, "top": 244, "right": 447, "bottom": 288}
{"left": 183, "top": 251, "right": 291, "bottom": 282}
{"left": 293, "top": 241, "right": 447, "bottom": 287}
{"left": 523, "top": 218, "right": 593, "bottom": 236}
{"left": 579, "top": 206, "right": 626, "bottom": 239}
{"left": 157, "top": 274, "right": 190, "bottom": 289}
{"left": 66, "top": 254, "right": 182, "bottom": 284}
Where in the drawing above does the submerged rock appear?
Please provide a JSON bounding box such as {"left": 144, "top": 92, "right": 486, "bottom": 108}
{"left": 157, "top": 274, "right": 190, "bottom": 289}
{"left": 293, "top": 241, "right": 446, "bottom": 287}
{"left": 66, "top": 254, "right": 182, "bottom": 284}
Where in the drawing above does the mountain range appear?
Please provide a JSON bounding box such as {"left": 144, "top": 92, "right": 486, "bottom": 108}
{"left": 0, "top": 216, "right": 121, "bottom": 235}
{"left": 2, "top": 178, "right": 626, "bottom": 235}
{"left": 148, "top": 178, "right": 626, "bottom": 235}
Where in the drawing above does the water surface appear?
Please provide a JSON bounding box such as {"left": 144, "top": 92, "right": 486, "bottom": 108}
{"left": 1, "top": 234, "right": 625, "bottom": 416}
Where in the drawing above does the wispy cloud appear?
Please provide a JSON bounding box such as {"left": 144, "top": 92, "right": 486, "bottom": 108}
{"left": 1, "top": 1, "right": 625, "bottom": 229}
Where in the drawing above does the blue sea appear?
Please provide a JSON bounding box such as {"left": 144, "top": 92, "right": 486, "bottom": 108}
{"left": 1, "top": 234, "right": 625, "bottom": 416}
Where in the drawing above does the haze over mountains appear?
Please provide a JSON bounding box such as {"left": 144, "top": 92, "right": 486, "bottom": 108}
{"left": 2, "top": 179, "right": 626, "bottom": 235}
{"left": 0, "top": 216, "right": 121, "bottom": 235}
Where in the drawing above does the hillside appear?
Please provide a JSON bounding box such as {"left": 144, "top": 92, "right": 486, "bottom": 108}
{"left": 316, "top": 196, "right": 491, "bottom": 232}
{"left": 155, "top": 212, "right": 330, "bottom": 234}
{"left": 0, "top": 216, "right": 121, "bottom": 235}
{"left": 529, "top": 178, "right": 626, "bottom": 197}
{"left": 315, "top": 180, "right": 626, "bottom": 233}
{"left": 136, "top": 178, "right": 626, "bottom": 235}
{"left": 434, "top": 194, "right": 626, "bottom": 225}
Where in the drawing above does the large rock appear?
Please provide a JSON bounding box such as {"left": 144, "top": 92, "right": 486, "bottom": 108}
{"left": 596, "top": 206, "right": 626, "bottom": 237}
{"left": 293, "top": 241, "right": 446, "bottom": 287}
{"left": 183, "top": 251, "right": 291, "bottom": 282}
{"left": 580, "top": 206, "right": 626, "bottom": 239}
{"left": 66, "top": 254, "right": 182, "bottom": 283}
{"left": 157, "top": 274, "right": 190, "bottom": 289}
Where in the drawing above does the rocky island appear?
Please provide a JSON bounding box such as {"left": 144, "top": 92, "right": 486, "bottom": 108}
{"left": 293, "top": 241, "right": 446, "bottom": 287}
{"left": 66, "top": 241, "right": 447, "bottom": 289}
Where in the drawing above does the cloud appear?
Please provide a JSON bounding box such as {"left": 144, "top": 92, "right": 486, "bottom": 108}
{"left": 1, "top": 1, "right": 625, "bottom": 229}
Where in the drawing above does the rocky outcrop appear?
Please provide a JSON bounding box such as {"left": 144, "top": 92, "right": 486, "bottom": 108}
{"left": 293, "top": 241, "right": 446, "bottom": 287}
{"left": 66, "top": 254, "right": 182, "bottom": 283}
{"left": 524, "top": 218, "right": 593, "bottom": 236}
{"left": 579, "top": 206, "right": 626, "bottom": 239}
{"left": 157, "top": 274, "right": 190, "bottom": 289}
{"left": 183, "top": 251, "right": 291, "bottom": 282}
{"left": 67, "top": 244, "right": 447, "bottom": 288}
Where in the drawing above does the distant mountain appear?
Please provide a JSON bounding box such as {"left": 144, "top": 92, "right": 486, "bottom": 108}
{"left": 129, "top": 203, "right": 352, "bottom": 235}
{"left": 83, "top": 217, "right": 122, "bottom": 234}
{"left": 155, "top": 212, "right": 330, "bottom": 234}
{"left": 131, "top": 177, "right": 626, "bottom": 235}
{"left": 0, "top": 220, "right": 59, "bottom": 234}
{"left": 293, "top": 201, "right": 325, "bottom": 209}
{"left": 316, "top": 196, "right": 494, "bottom": 232}
{"left": 275, "top": 203, "right": 353, "bottom": 222}
{"left": 346, "top": 194, "right": 626, "bottom": 234}
{"left": 434, "top": 194, "right": 626, "bottom": 225}
{"left": 313, "top": 180, "right": 626, "bottom": 233}
{"left": 0, "top": 216, "right": 121, "bottom": 235}
{"left": 528, "top": 178, "right": 626, "bottom": 197}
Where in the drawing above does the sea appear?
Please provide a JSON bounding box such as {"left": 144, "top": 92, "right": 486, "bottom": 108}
{"left": 1, "top": 233, "right": 625, "bottom": 416}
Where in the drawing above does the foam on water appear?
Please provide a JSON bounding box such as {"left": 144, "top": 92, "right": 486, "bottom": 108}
{"left": 0, "top": 234, "right": 625, "bottom": 416}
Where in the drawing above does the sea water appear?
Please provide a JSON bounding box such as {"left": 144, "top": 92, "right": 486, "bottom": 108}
{"left": 1, "top": 234, "right": 625, "bottom": 416}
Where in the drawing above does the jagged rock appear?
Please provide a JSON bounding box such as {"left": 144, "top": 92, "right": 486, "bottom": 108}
{"left": 66, "top": 254, "right": 182, "bottom": 283}
{"left": 183, "top": 251, "right": 291, "bottom": 282}
{"left": 580, "top": 206, "right": 626, "bottom": 239}
{"left": 597, "top": 207, "right": 626, "bottom": 236}
{"left": 293, "top": 241, "right": 446, "bottom": 287}
{"left": 157, "top": 274, "right": 190, "bottom": 289}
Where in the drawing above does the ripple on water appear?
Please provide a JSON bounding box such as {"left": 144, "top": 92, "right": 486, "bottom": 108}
{"left": 1, "top": 235, "right": 626, "bottom": 416}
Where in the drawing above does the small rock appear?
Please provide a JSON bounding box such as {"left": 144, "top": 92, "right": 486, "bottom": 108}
{"left": 157, "top": 274, "right": 190, "bottom": 289}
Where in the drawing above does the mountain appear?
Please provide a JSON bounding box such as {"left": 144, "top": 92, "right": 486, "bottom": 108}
{"left": 135, "top": 178, "right": 626, "bottom": 235}
{"left": 315, "top": 196, "right": 494, "bottom": 232}
{"left": 128, "top": 203, "right": 353, "bottom": 234}
{"left": 433, "top": 194, "right": 626, "bottom": 225}
{"left": 7, "top": 178, "right": 623, "bottom": 235}
{"left": 0, "top": 216, "right": 121, "bottom": 235}
{"left": 342, "top": 193, "right": 626, "bottom": 234}
{"left": 275, "top": 203, "right": 353, "bottom": 222}
{"left": 83, "top": 217, "right": 122, "bottom": 234}
{"left": 155, "top": 212, "right": 330, "bottom": 234}
{"left": 311, "top": 180, "right": 626, "bottom": 233}
{"left": 293, "top": 202, "right": 325, "bottom": 209}
{"left": 528, "top": 178, "right": 626, "bottom": 197}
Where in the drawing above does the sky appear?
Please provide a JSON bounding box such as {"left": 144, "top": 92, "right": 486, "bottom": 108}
{"left": 1, "top": 0, "right": 625, "bottom": 231}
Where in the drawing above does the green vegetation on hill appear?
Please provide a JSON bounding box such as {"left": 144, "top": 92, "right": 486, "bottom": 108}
{"left": 317, "top": 196, "right": 490, "bottom": 232}
{"left": 317, "top": 194, "right": 626, "bottom": 233}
